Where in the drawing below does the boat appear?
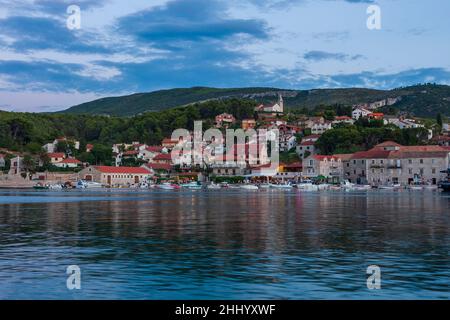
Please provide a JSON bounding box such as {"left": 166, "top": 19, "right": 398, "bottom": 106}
{"left": 296, "top": 180, "right": 319, "bottom": 191}
{"left": 48, "top": 184, "right": 63, "bottom": 190}
{"left": 206, "top": 183, "right": 221, "bottom": 190}
{"left": 408, "top": 184, "right": 423, "bottom": 191}
{"left": 424, "top": 184, "right": 438, "bottom": 191}
{"left": 33, "top": 183, "right": 49, "bottom": 190}
{"left": 240, "top": 184, "right": 259, "bottom": 190}
{"left": 354, "top": 184, "right": 372, "bottom": 191}
{"left": 341, "top": 180, "right": 356, "bottom": 191}
{"left": 76, "top": 180, "right": 103, "bottom": 189}
{"left": 317, "top": 183, "right": 330, "bottom": 191}
{"left": 156, "top": 183, "right": 180, "bottom": 190}
{"left": 270, "top": 183, "right": 293, "bottom": 190}
{"left": 181, "top": 182, "right": 202, "bottom": 190}
{"left": 438, "top": 169, "right": 450, "bottom": 192}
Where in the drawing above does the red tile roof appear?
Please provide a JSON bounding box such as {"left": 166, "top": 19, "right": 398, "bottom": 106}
{"left": 313, "top": 155, "right": 340, "bottom": 161}
{"left": 48, "top": 153, "right": 65, "bottom": 158}
{"left": 123, "top": 150, "right": 139, "bottom": 156}
{"left": 146, "top": 146, "right": 164, "bottom": 152}
{"left": 153, "top": 153, "right": 172, "bottom": 161}
{"left": 300, "top": 141, "right": 315, "bottom": 146}
{"left": 93, "top": 166, "right": 151, "bottom": 174}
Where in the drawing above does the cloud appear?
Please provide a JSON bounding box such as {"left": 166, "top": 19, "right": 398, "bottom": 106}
{"left": 303, "top": 50, "right": 364, "bottom": 62}
{"left": 116, "top": 0, "right": 269, "bottom": 47}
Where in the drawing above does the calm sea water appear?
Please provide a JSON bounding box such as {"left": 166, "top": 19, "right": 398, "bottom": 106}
{"left": 0, "top": 189, "right": 449, "bottom": 300}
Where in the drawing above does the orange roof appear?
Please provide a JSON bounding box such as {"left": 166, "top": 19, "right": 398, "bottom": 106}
{"left": 313, "top": 155, "right": 339, "bottom": 161}
{"left": 146, "top": 146, "right": 164, "bottom": 152}
{"left": 146, "top": 163, "right": 172, "bottom": 171}
{"left": 93, "top": 166, "right": 151, "bottom": 174}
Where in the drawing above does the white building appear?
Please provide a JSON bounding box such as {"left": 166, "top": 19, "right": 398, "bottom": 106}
{"left": 352, "top": 107, "right": 372, "bottom": 120}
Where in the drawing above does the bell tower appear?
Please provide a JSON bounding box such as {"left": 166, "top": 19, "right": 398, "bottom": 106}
{"left": 278, "top": 94, "right": 284, "bottom": 113}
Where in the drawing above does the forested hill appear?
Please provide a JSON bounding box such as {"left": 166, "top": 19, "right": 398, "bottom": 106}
{"left": 60, "top": 84, "right": 450, "bottom": 117}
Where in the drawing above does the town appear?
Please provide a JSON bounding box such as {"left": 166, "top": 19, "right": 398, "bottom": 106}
{"left": 1, "top": 95, "right": 450, "bottom": 191}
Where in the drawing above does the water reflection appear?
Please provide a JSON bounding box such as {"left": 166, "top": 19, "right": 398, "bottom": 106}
{"left": 0, "top": 190, "right": 449, "bottom": 299}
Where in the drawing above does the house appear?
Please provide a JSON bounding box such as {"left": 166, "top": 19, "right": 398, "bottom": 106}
{"left": 43, "top": 137, "right": 80, "bottom": 154}
{"left": 8, "top": 156, "right": 23, "bottom": 175}
{"left": 279, "top": 134, "right": 297, "bottom": 152}
{"left": 254, "top": 95, "right": 284, "bottom": 113}
{"left": 303, "top": 155, "right": 345, "bottom": 181}
{"left": 144, "top": 163, "right": 172, "bottom": 174}
{"left": 48, "top": 153, "right": 66, "bottom": 164}
{"left": 215, "top": 113, "right": 236, "bottom": 128}
{"left": 242, "top": 119, "right": 256, "bottom": 130}
{"left": 347, "top": 141, "right": 450, "bottom": 186}
{"left": 152, "top": 153, "right": 173, "bottom": 164}
{"left": 311, "top": 121, "right": 332, "bottom": 135}
{"left": 86, "top": 144, "right": 94, "bottom": 152}
{"left": 139, "top": 146, "right": 167, "bottom": 162}
{"left": 54, "top": 158, "right": 82, "bottom": 168}
{"left": 333, "top": 116, "right": 354, "bottom": 125}
{"left": 368, "top": 113, "right": 384, "bottom": 121}
{"left": 432, "top": 135, "right": 450, "bottom": 147}
{"left": 296, "top": 140, "right": 315, "bottom": 159}
{"left": 78, "top": 166, "right": 153, "bottom": 187}
{"left": 352, "top": 107, "right": 372, "bottom": 120}
{"left": 162, "top": 138, "right": 179, "bottom": 150}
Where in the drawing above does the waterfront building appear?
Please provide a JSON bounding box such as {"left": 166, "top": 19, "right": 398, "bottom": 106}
{"left": 332, "top": 116, "right": 354, "bottom": 125}
{"left": 78, "top": 166, "right": 153, "bottom": 186}
{"left": 302, "top": 155, "right": 345, "bottom": 181}
{"left": 347, "top": 141, "right": 450, "bottom": 186}
{"left": 8, "top": 156, "right": 23, "bottom": 175}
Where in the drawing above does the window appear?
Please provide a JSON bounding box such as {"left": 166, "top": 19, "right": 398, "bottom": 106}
{"left": 408, "top": 159, "right": 412, "bottom": 164}
{"left": 409, "top": 169, "right": 413, "bottom": 174}
{"left": 420, "top": 159, "right": 424, "bottom": 164}
{"left": 432, "top": 168, "right": 436, "bottom": 174}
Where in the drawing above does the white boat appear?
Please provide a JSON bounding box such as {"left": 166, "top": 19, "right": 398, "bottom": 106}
{"left": 48, "top": 184, "right": 63, "bottom": 190}
{"left": 206, "top": 183, "right": 221, "bottom": 190}
{"left": 240, "top": 184, "right": 259, "bottom": 190}
{"left": 354, "top": 184, "right": 372, "bottom": 191}
{"left": 408, "top": 185, "right": 423, "bottom": 191}
{"left": 270, "top": 183, "right": 293, "bottom": 189}
{"left": 379, "top": 185, "right": 395, "bottom": 190}
{"left": 76, "top": 180, "right": 103, "bottom": 189}
{"left": 181, "top": 182, "right": 202, "bottom": 190}
{"left": 156, "top": 183, "right": 179, "bottom": 190}
{"left": 258, "top": 183, "right": 271, "bottom": 189}
{"left": 296, "top": 180, "right": 319, "bottom": 191}
{"left": 424, "top": 184, "right": 438, "bottom": 190}
{"left": 341, "top": 180, "right": 356, "bottom": 190}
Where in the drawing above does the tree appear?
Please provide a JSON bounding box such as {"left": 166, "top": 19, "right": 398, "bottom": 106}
{"left": 436, "top": 113, "right": 443, "bottom": 130}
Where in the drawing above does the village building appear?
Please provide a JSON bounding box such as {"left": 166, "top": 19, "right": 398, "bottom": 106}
{"left": 302, "top": 155, "right": 345, "bottom": 182}
{"left": 215, "top": 113, "right": 236, "bottom": 128}
{"left": 86, "top": 144, "right": 94, "bottom": 153}
{"left": 54, "top": 158, "right": 82, "bottom": 169}
{"left": 254, "top": 95, "right": 284, "bottom": 114}
{"left": 48, "top": 153, "right": 66, "bottom": 164}
{"left": 332, "top": 116, "right": 354, "bottom": 125}
{"left": 279, "top": 134, "right": 297, "bottom": 152}
{"left": 432, "top": 135, "right": 450, "bottom": 147}
{"left": 78, "top": 166, "right": 153, "bottom": 187}
{"left": 296, "top": 140, "right": 315, "bottom": 159}
{"left": 352, "top": 107, "right": 372, "bottom": 120}
{"left": 347, "top": 141, "right": 450, "bottom": 186}
{"left": 8, "top": 156, "right": 23, "bottom": 175}
{"left": 310, "top": 121, "right": 332, "bottom": 135}
{"left": 139, "top": 146, "right": 167, "bottom": 162}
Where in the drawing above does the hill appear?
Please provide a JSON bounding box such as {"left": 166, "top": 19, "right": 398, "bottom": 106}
{"left": 61, "top": 84, "right": 450, "bottom": 118}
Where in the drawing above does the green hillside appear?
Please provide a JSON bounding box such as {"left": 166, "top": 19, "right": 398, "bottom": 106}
{"left": 61, "top": 84, "right": 450, "bottom": 117}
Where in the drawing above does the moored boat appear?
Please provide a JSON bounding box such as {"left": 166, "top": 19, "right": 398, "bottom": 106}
{"left": 76, "top": 180, "right": 103, "bottom": 189}
{"left": 240, "top": 184, "right": 259, "bottom": 190}
{"left": 438, "top": 169, "right": 450, "bottom": 192}
{"left": 181, "top": 182, "right": 202, "bottom": 190}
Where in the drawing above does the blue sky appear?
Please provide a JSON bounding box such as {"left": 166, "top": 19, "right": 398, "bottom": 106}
{"left": 1, "top": 0, "right": 450, "bottom": 111}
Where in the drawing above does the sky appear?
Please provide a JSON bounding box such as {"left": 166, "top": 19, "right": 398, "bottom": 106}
{"left": 0, "top": 0, "right": 450, "bottom": 112}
